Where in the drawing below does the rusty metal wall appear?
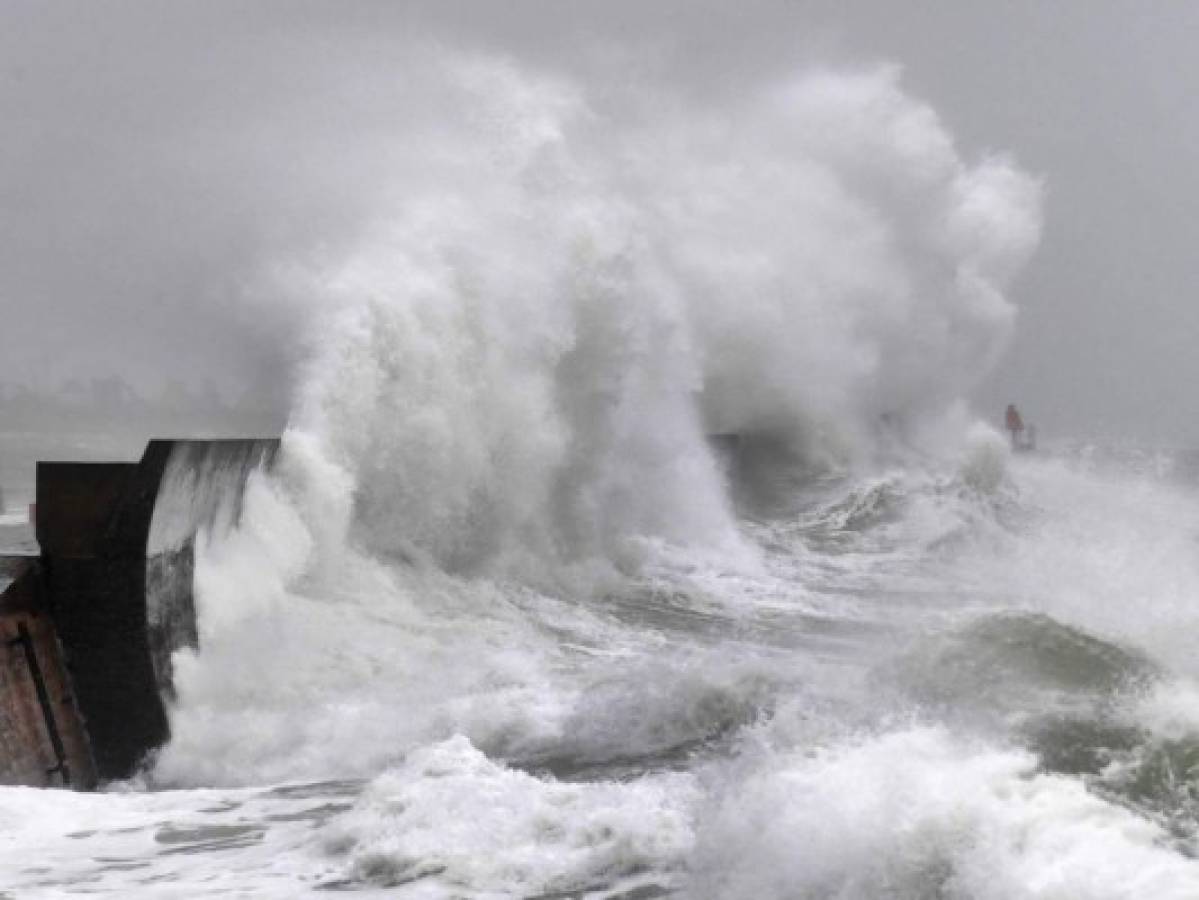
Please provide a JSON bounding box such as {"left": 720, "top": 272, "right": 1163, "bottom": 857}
{"left": 0, "top": 559, "right": 95, "bottom": 789}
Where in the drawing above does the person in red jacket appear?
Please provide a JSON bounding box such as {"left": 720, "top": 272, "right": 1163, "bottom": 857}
{"left": 1005, "top": 403, "right": 1024, "bottom": 449}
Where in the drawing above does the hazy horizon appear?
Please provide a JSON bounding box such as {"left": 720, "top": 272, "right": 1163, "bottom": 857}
{"left": 4, "top": 2, "right": 1199, "bottom": 444}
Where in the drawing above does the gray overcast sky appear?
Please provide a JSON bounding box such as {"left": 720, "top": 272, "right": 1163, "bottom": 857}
{"left": 3, "top": 1, "right": 1198, "bottom": 443}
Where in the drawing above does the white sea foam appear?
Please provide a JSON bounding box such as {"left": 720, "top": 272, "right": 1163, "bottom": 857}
{"left": 690, "top": 725, "right": 1199, "bottom": 900}
{"left": 1133, "top": 678, "right": 1199, "bottom": 741}
{"left": 149, "top": 51, "right": 1039, "bottom": 789}
{"left": 320, "top": 736, "right": 698, "bottom": 897}
{"left": 0, "top": 781, "right": 349, "bottom": 897}
{"left": 35, "top": 41, "right": 1199, "bottom": 900}
{"left": 947, "top": 454, "right": 1199, "bottom": 678}
{"left": 266, "top": 54, "right": 1040, "bottom": 579}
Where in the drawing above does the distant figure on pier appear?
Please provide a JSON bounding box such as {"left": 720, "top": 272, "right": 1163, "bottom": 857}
{"left": 1004, "top": 403, "right": 1024, "bottom": 450}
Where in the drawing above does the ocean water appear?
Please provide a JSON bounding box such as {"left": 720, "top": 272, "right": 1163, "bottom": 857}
{"left": 5, "top": 449, "right": 1199, "bottom": 898}
{"left": 4, "top": 56, "right": 1197, "bottom": 899}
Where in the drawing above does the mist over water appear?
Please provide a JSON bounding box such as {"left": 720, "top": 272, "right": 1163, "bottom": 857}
{"left": 266, "top": 53, "right": 1038, "bottom": 574}
{"left": 9, "top": 43, "right": 1199, "bottom": 900}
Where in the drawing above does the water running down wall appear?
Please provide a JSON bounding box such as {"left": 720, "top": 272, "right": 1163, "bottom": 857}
{"left": 0, "top": 439, "right": 277, "bottom": 786}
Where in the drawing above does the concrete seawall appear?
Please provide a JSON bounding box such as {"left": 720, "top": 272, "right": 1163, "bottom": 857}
{"left": 0, "top": 438, "right": 278, "bottom": 788}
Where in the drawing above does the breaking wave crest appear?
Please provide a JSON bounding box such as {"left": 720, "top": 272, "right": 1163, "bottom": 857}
{"left": 268, "top": 52, "right": 1041, "bottom": 580}
{"left": 134, "top": 42, "right": 1199, "bottom": 900}
{"left": 152, "top": 51, "right": 1042, "bottom": 791}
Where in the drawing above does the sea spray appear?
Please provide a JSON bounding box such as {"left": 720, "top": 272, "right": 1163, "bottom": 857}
{"left": 12, "top": 17, "right": 1199, "bottom": 900}
{"left": 688, "top": 725, "right": 1199, "bottom": 900}
{"left": 150, "top": 52, "right": 1043, "bottom": 790}
{"left": 275, "top": 56, "right": 1041, "bottom": 575}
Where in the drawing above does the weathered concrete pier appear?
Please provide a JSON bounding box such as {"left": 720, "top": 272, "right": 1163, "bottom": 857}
{"left": 0, "top": 438, "right": 277, "bottom": 789}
